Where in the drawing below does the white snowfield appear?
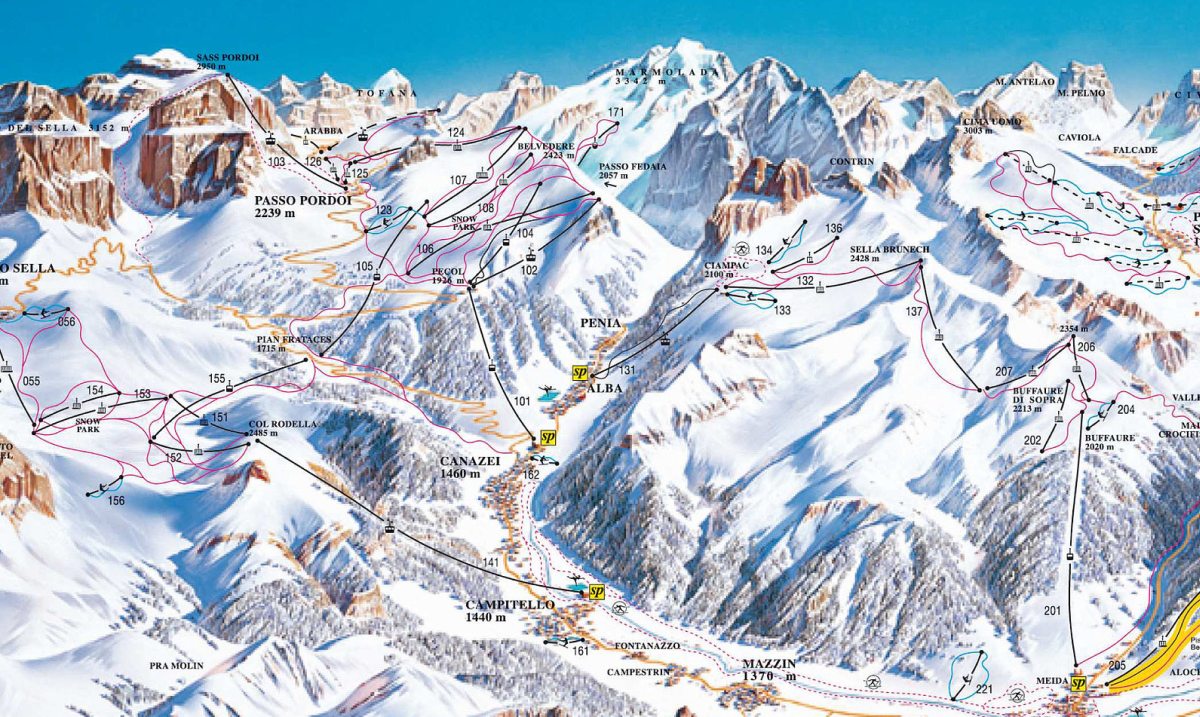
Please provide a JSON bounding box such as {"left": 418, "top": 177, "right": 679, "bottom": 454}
{"left": 0, "top": 38, "right": 1197, "bottom": 717}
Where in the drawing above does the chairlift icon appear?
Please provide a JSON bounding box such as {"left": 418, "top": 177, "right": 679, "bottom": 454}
{"left": 72, "top": 399, "right": 82, "bottom": 410}
{"left": 96, "top": 403, "right": 107, "bottom": 415}
{"left": 265, "top": 133, "right": 276, "bottom": 146}
{"left": 935, "top": 331, "right": 944, "bottom": 342}
{"left": 452, "top": 141, "right": 463, "bottom": 152}
{"left": 193, "top": 445, "right": 204, "bottom": 456}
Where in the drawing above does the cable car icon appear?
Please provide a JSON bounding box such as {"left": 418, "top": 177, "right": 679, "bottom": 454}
{"left": 357, "top": 129, "right": 369, "bottom": 142}
{"left": 265, "top": 133, "right": 276, "bottom": 146}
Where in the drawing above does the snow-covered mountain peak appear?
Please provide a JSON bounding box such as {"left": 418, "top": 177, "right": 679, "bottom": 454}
{"left": 587, "top": 37, "right": 736, "bottom": 95}
{"left": 499, "top": 70, "right": 543, "bottom": 91}
{"left": 118, "top": 48, "right": 199, "bottom": 78}
{"left": 1058, "top": 60, "right": 1116, "bottom": 94}
{"left": 973, "top": 58, "right": 1128, "bottom": 135}
{"left": 373, "top": 67, "right": 410, "bottom": 91}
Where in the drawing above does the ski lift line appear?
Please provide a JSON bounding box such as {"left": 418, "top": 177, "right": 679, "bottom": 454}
{"left": 365, "top": 200, "right": 427, "bottom": 235}
{"left": 1067, "top": 409, "right": 1086, "bottom": 554}
{"left": 1067, "top": 560, "right": 1080, "bottom": 668}
{"left": 274, "top": 142, "right": 349, "bottom": 191}
{"left": 33, "top": 394, "right": 167, "bottom": 434}
{"left": 465, "top": 286, "right": 493, "bottom": 361}
{"left": 224, "top": 73, "right": 355, "bottom": 193}
{"left": 723, "top": 284, "right": 813, "bottom": 292}
{"left": 766, "top": 220, "right": 809, "bottom": 265}
{"left": 35, "top": 394, "right": 168, "bottom": 433}
{"left": 604, "top": 286, "right": 718, "bottom": 367}
{"left": 917, "top": 264, "right": 939, "bottom": 332}
{"left": 433, "top": 125, "right": 523, "bottom": 148}
{"left": 596, "top": 288, "right": 720, "bottom": 379}
{"left": 166, "top": 394, "right": 245, "bottom": 436}
{"left": 471, "top": 243, "right": 505, "bottom": 284}
{"left": 8, "top": 373, "right": 35, "bottom": 426}
{"left": 148, "top": 437, "right": 248, "bottom": 455}
{"left": 320, "top": 283, "right": 376, "bottom": 358}
{"left": 1038, "top": 421, "right": 1058, "bottom": 454}
{"left": 1040, "top": 341, "right": 1073, "bottom": 369}
{"left": 575, "top": 121, "right": 619, "bottom": 165}
{"left": 486, "top": 130, "right": 523, "bottom": 170}
{"left": 226, "top": 72, "right": 367, "bottom": 191}
{"left": 427, "top": 175, "right": 482, "bottom": 215}
{"left": 425, "top": 182, "right": 504, "bottom": 226}
{"left": 505, "top": 153, "right": 534, "bottom": 178}
{"left": 38, "top": 389, "right": 121, "bottom": 422}
{"left": 824, "top": 258, "right": 922, "bottom": 288}
{"left": 154, "top": 387, "right": 226, "bottom": 437}
{"left": 982, "top": 339, "right": 1069, "bottom": 391}
{"left": 538, "top": 198, "right": 600, "bottom": 252}
{"left": 491, "top": 190, "right": 596, "bottom": 235}
{"left": 948, "top": 650, "right": 985, "bottom": 701}
{"left": 255, "top": 438, "right": 582, "bottom": 595}
{"left": 234, "top": 357, "right": 311, "bottom": 388}
{"left": 431, "top": 187, "right": 591, "bottom": 267}
{"left": 472, "top": 257, "right": 525, "bottom": 287}
{"left": 506, "top": 182, "right": 543, "bottom": 233}
{"left": 370, "top": 206, "right": 420, "bottom": 271}
{"left": 493, "top": 371, "right": 536, "bottom": 444}
{"left": 223, "top": 74, "right": 269, "bottom": 133}
{"left": 940, "top": 344, "right": 983, "bottom": 393}
{"left": 155, "top": 358, "right": 311, "bottom": 438}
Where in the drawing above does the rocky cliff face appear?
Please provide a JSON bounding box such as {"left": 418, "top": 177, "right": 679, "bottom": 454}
{"left": 138, "top": 76, "right": 280, "bottom": 208}
{"left": 0, "top": 81, "right": 121, "bottom": 227}
{"left": 443, "top": 72, "right": 560, "bottom": 137}
{"left": 704, "top": 156, "right": 817, "bottom": 243}
{"left": 263, "top": 70, "right": 415, "bottom": 135}
{"left": 0, "top": 434, "right": 54, "bottom": 526}
{"left": 66, "top": 73, "right": 164, "bottom": 115}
